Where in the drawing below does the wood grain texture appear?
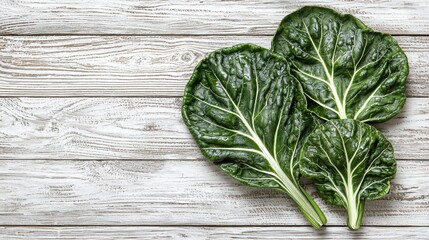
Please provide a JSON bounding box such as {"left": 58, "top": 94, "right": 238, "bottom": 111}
{"left": 1, "top": 226, "right": 428, "bottom": 239}
{"left": 0, "top": 0, "right": 426, "bottom": 236}
{"left": 1, "top": 0, "right": 428, "bottom": 35}
{"left": 0, "top": 97, "right": 427, "bottom": 160}
{"left": 0, "top": 36, "right": 427, "bottom": 97}
{"left": 0, "top": 160, "right": 427, "bottom": 226}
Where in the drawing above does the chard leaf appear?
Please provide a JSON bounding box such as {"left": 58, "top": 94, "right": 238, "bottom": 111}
{"left": 271, "top": 6, "right": 408, "bottom": 123}
{"left": 182, "top": 44, "right": 326, "bottom": 228}
{"left": 300, "top": 119, "right": 396, "bottom": 230}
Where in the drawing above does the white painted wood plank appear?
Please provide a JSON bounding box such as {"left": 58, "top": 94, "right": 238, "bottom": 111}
{"left": 1, "top": 226, "right": 428, "bottom": 239}
{"left": 0, "top": 36, "right": 426, "bottom": 97}
{"left": 1, "top": 0, "right": 428, "bottom": 35}
{"left": 0, "top": 160, "right": 427, "bottom": 226}
{"left": 0, "top": 97, "right": 427, "bottom": 160}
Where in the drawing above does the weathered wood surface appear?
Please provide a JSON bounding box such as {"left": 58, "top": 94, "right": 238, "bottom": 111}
{"left": 0, "top": 36, "right": 427, "bottom": 97}
{"left": 1, "top": 226, "right": 428, "bottom": 239}
{"left": 1, "top": 1, "right": 427, "bottom": 237}
{"left": 0, "top": 97, "right": 427, "bottom": 160}
{"left": 1, "top": 0, "right": 428, "bottom": 35}
{"left": 0, "top": 160, "right": 427, "bottom": 226}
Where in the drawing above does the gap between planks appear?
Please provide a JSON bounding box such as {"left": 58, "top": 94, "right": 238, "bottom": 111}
{"left": 0, "top": 224, "right": 427, "bottom": 227}
{"left": 0, "top": 33, "right": 428, "bottom": 37}
{"left": 0, "top": 159, "right": 420, "bottom": 162}
{"left": 1, "top": 226, "right": 427, "bottom": 240}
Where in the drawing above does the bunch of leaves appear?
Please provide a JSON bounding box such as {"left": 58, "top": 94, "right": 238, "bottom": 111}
{"left": 182, "top": 6, "right": 408, "bottom": 230}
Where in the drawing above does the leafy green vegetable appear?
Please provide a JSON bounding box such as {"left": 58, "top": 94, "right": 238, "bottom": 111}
{"left": 182, "top": 43, "right": 326, "bottom": 228}
{"left": 300, "top": 119, "right": 396, "bottom": 230}
{"left": 271, "top": 6, "right": 408, "bottom": 123}
{"left": 182, "top": 7, "right": 403, "bottom": 230}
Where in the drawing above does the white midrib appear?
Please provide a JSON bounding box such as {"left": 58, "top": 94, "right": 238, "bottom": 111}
{"left": 336, "top": 123, "right": 361, "bottom": 228}
{"left": 302, "top": 24, "right": 388, "bottom": 121}
{"left": 338, "top": 136, "right": 358, "bottom": 214}
{"left": 213, "top": 81, "right": 322, "bottom": 224}
{"left": 239, "top": 108, "right": 322, "bottom": 222}
{"left": 303, "top": 22, "right": 347, "bottom": 119}
{"left": 346, "top": 177, "right": 359, "bottom": 228}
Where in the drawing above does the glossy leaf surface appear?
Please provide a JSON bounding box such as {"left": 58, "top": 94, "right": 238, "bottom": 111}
{"left": 182, "top": 44, "right": 326, "bottom": 228}
{"left": 300, "top": 119, "right": 396, "bottom": 230}
{"left": 272, "top": 6, "right": 408, "bottom": 123}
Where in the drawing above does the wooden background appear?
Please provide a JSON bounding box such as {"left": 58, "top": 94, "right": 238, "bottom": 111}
{"left": 0, "top": 0, "right": 428, "bottom": 239}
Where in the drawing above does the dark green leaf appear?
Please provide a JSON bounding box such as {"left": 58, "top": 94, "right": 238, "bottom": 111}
{"left": 182, "top": 43, "right": 326, "bottom": 228}
{"left": 271, "top": 6, "right": 408, "bottom": 123}
{"left": 300, "top": 119, "right": 396, "bottom": 230}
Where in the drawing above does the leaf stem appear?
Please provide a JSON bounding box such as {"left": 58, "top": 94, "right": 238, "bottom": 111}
{"left": 290, "top": 185, "right": 327, "bottom": 229}
{"left": 346, "top": 198, "right": 365, "bottom": 230}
